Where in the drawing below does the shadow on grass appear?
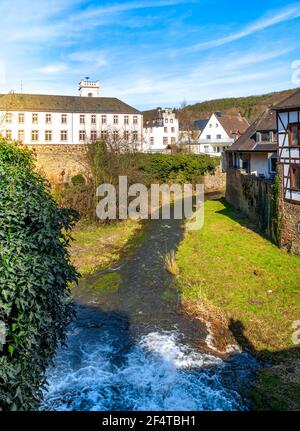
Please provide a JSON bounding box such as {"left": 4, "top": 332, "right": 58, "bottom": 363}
{"left": 228, "top": 317, "right": 300, "bottom": 411}
{"left": 216, "top": 197, "right": 274, "bottom": 241}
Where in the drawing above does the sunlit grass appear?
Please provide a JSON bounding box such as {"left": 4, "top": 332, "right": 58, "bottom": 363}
{"left": 70, "top": 219, "right": 145, "bottom": 276}
{"left": 177, "top": 199, "right": 300, "bottom": 354}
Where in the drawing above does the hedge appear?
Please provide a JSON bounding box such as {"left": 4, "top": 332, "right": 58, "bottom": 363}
{"left": 0, "top": 140, "right": 78, "bottom": 410}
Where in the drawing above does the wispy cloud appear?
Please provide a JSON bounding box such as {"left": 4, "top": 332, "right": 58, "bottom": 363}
{"left": 37, "top": 64, "right": 69, "bottom": 75}
{"left": 175, "top": 2, "right": 300, "bottom": 53}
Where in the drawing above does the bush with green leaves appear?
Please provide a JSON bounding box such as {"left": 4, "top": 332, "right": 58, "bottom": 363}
{"left": 0, "top": 140, "right": 79, "bottom": 410}
{"left": 138, "top": 153, "right": 219, "bottom": 183}
{"left": 71, "top": 173, "right": 86, "bottom": 186}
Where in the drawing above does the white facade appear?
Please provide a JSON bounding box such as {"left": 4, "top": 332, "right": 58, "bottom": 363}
{"left": 198, "top": 113, "right": 234, "bottom": 156}
{"left": 0, "top": 111, "right": 143, "bottom": 146}
{"left": 143, "top": 108, "right": 179, "bottom": 152}
{"left": 277, "top": 109, "right": 300, "bottom": 203}
{"left": 249, "top": 153, "right": 277, "bottom": 178}
{"left": 0, "top": 81, "right": 143, "bottom": 148}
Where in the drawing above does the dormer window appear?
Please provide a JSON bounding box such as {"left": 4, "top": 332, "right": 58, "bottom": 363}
{"left": 261, "top": 131, "right": 270, "bottom": 142}
{"left": 256, "top": 132, "right": 261, "bottom": 143}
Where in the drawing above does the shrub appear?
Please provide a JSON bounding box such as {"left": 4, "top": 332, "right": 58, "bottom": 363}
{"left": 139, "top": 153, "right": 219, "bottom": 183}
{"left": 71, "top": 173, "right": 86, "bottom": 187}
{"left": 0, "top": 140, "right": 79, "bottom": 410}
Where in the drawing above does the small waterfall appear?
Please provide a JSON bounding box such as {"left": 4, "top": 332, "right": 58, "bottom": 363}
{"left": 40, "top": 330, "right": 250, "bottom": 411}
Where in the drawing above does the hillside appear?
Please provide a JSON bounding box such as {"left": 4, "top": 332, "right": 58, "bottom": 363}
{"left": 183, "top": 88, "right": 298, "bottom": 122}
{"left": 143, "top": 88, "right": 299, "bottom": 124}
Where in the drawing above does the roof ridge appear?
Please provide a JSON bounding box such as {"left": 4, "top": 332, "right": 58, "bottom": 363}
{"left": 272, "top": 87, "right": 300, "bottom": 110}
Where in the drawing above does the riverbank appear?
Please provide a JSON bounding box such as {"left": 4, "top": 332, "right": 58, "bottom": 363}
{"left": 176, "top": 199, "right": 300, "bottom": 410}
{"left": 70, "top": 220, "right": 146, "bottom": 276}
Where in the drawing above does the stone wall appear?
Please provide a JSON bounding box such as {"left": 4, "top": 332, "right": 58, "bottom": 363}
{"left": 226, "top": 169, "right": 277, "bottom": 243}
{"left": 27, "top": 144, "right": 90, "bottom": 184}
{"left": 203, "top": 165, "right": 226, "bottom": 193}
{"left": 277, "top": 163, "right": 300, "bottom": 254}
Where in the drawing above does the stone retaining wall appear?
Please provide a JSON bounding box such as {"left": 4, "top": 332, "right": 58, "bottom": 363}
{"left": 27, "top": 144, "right": 90, "bottom": 184}
{"left": 226, "top": 169, "right": 277, "bottom": 243}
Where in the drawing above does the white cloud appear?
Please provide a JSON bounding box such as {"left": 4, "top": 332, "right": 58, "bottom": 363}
{"left": 37, "top": 64, "right": 69, "bottom": 74}
{"left": 69, "top": 51, "right": 109, "bottom": 68}
{"left": 175, "top": 2, "right": 300, "bottom": 53}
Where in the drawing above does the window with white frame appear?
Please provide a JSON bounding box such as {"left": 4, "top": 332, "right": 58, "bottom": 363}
{"left": 113, "top": 131, "right": 119, "bottom": 141}
{"left": 91, "top": 130, "right": 97, "bottom": 141}
{"left": 5, "top": 113, "right": 12, "bottom": 123}
{"left": 6, "top": 129, "right": 12, "bottom": 140}
{"left": 79, "top": 130, "right": 86, "bottom": 141}
{"left": 163, "top": 137, "right": 168, "bottom": 145}
{"left": 150, "top": 137, "right": 154, "bottom": 145}
{"left": 124, "top": 131, "right": 129, "bottom": 141}
{"left": 45, "top": 130, "right": 52, "bottom": 142}
{"left": 133, "top": 116, "right": 138, "bottom": 125}
{"left": 45, "top": 113, "right": 52, "bottom": 124}
{"left": 217, "top": 134, "right": 221, "bottom": 139}
{"left": 80, "top": 114, "right": 85, "bottom": 124}
{"left": 124, "top": 115, "right": 129, "bottom": 125}
{"left": 18, "top": 130, "right": 24, "bottom": 141}
{"left": 101, "top": 130, "right": 108, "bottom": 140}
{"left": 101, "top": 115, "right": 107, "bottom": 124}
{"left": 31, "top": 130, "right": 39, "bottom": 142}
{"left": 91, "top": 114, "right": 96, "bottom": 124}
{"left": 132, "top": 131, "right": 138, "bottom": 141}
{"left": 61, "top": 130, "right": 68, "bottom": 142}
{"left": 113, "top": 115, "right": 119, "bottom": 125}
{"left": 170, "top": 119, "right": 173, "bottom": 123}
{"left": 32, "top": 113, "right": 38, "bottom": 124}
{"left": 171, "top": 137, "right": 176, "bottom": 144}
{"left": 61, "top": 114, "right": 67, "bottom": 124}
{"left": 164, "top": 127, "right": 168, "bottom": 133}
{"left": 18, "top": 113, "right": 24, "bottom": 124}
{"left": 165, "top": 118, "right": 168, "bottom": 123}
{"left": 171, "top": 127, "right": 175, "bottom": 133}
{"left": 206, "top": 135, "right": 211, "bottom": 140}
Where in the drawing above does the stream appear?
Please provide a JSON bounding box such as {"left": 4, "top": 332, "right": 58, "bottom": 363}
{"left": 40, "top": 195, "right": 259, "bottom": 411}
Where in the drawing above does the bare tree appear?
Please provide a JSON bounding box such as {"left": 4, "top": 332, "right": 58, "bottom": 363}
{"left": 177, "top": 101, "right": 200, "bottom": 152}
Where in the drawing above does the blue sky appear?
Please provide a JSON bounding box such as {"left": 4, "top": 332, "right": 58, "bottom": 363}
{"left": 1, "top": 0, "right": 300, "bottom": 109}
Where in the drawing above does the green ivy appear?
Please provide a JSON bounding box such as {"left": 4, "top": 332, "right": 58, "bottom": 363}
{"left": 272, "top": 175, "right": 283, "bottom": 246}
{"left": 0, "top": 140, "right": 79, "bottom": 410}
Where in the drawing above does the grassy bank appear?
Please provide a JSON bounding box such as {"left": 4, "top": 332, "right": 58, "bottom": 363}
{"left": 70, "top": 219, "right": 145, "bottom": 276}
{"left": 176, "top": 199, "right": 300, "bottom": 410}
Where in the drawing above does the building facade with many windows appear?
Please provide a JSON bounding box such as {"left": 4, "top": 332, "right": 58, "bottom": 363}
{"left": 143, "top": 108, "right": 179, "bottom": 152}
{"left": 0, "top": 80, "right": 143, "bottom": 149}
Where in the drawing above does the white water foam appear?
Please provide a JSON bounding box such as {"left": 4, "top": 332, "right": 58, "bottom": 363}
{"left": 40, "top": 331, "right": 245, "bottom": 411}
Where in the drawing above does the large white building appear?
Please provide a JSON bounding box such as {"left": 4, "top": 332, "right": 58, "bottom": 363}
{"left": 197, "top": 112, "right": 249, "bottom": 156}
{"left": 0, "top": 80, "right": 143, "bottom": 149}
{"left": 143, "top": 108, "right": 179, "bottom": 152}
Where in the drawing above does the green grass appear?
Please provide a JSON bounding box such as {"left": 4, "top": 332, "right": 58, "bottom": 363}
{"left": 177, "top": 199, "right": 300, "bottom": 354}
{"left": 80, "top": 272, "right": 122, "bottom": 293}
{"left": 70, "top": 219, "right": 145, "bottom": 276}
{"left": 177, "top": 199, "right": 300, "bottom": 410}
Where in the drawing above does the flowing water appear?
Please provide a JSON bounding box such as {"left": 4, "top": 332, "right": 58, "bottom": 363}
{"left": 40, "top": 196, "right": 259, "bottom": 411}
